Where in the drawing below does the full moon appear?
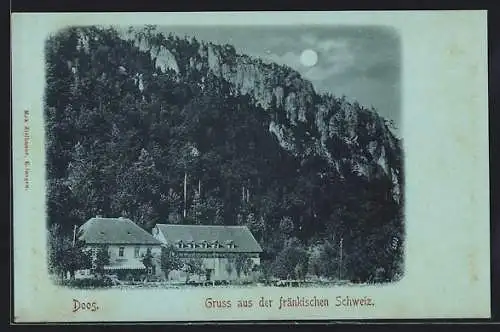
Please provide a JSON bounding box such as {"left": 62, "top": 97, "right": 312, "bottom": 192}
{"left": 300, "top": 49, "right": 318, "bottom": 67}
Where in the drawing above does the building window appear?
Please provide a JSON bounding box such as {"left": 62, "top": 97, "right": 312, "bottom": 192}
{"left": 119, "top": 247, "right": 125, "bottom": 257}
{"left": 134, "top": 247, "right": 140, "bottom": 258}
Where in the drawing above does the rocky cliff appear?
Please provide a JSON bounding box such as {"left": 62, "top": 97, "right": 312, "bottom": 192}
{"left": 116, "top": 27, "right": 403, "bottom": 203}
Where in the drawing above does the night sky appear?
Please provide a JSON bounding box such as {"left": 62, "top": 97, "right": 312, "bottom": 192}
{"left": 157, "top": 25, "right": 402, "bottom": 136}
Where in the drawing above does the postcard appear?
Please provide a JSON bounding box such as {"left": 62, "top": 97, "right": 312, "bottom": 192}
{"left": 11, "top": 11, "right": 490, "bottom": 322}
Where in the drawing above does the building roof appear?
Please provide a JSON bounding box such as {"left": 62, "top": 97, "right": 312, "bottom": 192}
{"left": 155, "top": 224, "right": 263, "bottom": 253}
{"left": 78, "top": 217, "right": 162, "bottom": 245}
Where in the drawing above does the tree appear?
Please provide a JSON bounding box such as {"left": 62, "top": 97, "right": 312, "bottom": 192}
{"left": 210, "top": 196, "right": 225, "bottom": 225}
{"left": 92, "top": 246, "right": 110, "bottom": 276}
{"left": 141, "top": 247, "right": 159, "bottom": 279}
{"left": 183, "top": 257, "right": 205, "bottom": 283}
{"left": 124, "top": 148, "right": 163, "bottom": 229}
{"left": 294, "top": 261, "right": 307, "bottom": 281}
{"left": 48, "top": 223, "right": 72, "bottom": 280}
{"left": 317, "top": 240, "right": 341, "bottom": 279}
{"left": 246, "top": 213, "right": 265, "bottom": 243}
{"left": 273, "top": 237, "right": 308, "bottom": 280}
{"left": 160, "top": 245, "right": 183, "bottom": 279}
{"left": 279, "top": 216, "right": 294, "bottom": 237}
{"left": 66, "top": 243, "right": 92, "bottom": 279}
{"left": 142, "top": 248, "right": 153, "bottom": 269}
{"left": 234, "top": 254, "right": 254, "bottom": 279}
{"left": 47, "top": 223, "right": 92, "bottom": 281}
{"left": 190, "top": 189, "right": 205, "bottom": 224}
{"left": 65, "top": 142, "right": 102, "bottom": 219}
{"left": 225, "top": 259, "right": 234, "bottom": 279}
{"left": 257, "top": 260, "right": 273, "bottom": 283}
{"left": 164, "top": 188, "right": 182, "bottom": 218}
{"left": 307, "top": 244, "right": 322, "bottom": 278}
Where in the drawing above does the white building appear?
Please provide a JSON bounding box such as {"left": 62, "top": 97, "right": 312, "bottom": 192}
{"left": 77, "top": 216, "right": 163, "bottom": 280}
{"left": 152, "top": 224, "right": 263, "bottom": 282}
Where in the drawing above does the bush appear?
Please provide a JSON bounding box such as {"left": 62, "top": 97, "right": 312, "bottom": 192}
{"left": 60, "top": 277, "right": 113, "bottom": 288}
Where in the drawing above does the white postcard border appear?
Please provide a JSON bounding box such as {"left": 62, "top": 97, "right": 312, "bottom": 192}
{"left": 12, "top": 11, "right": 490, "bottom": 322}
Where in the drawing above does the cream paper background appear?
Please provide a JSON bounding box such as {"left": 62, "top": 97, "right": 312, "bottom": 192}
{"left": 11, "top": 11, "right": 490, "bottom": 322}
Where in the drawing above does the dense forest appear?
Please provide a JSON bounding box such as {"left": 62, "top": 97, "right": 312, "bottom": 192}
{"left": 45, "top": 25, "right": 404, "bottom": 283}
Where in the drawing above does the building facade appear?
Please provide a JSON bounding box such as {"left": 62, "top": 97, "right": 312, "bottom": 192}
{"left": 77, "top": 216, "right": 163, "bottom": 280}
{"left": 152, "top": 224, "right": 263, "bottom": 282}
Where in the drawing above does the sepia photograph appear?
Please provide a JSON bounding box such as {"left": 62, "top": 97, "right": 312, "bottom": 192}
{"left": 45, "top": 24, "right": 404, "bottom": 289}
{"left": 12, "top": 11, "right": 489, "bottom": 322}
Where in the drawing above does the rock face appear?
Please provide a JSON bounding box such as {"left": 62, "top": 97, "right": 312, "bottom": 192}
{"left": 120, "top": 27, "right": 403, "bottom": 203}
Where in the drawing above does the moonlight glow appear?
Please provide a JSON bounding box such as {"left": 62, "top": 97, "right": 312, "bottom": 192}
{"left": 300, "top": 49, "right": 318, "bottom": 67}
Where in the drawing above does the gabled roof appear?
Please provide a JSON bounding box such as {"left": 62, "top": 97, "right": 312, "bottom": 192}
{"left": 155, "top": 224, "right": 263, "bottom": 253}
{"left": 78, "top": 217, "right": 162, "bottom": 245}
